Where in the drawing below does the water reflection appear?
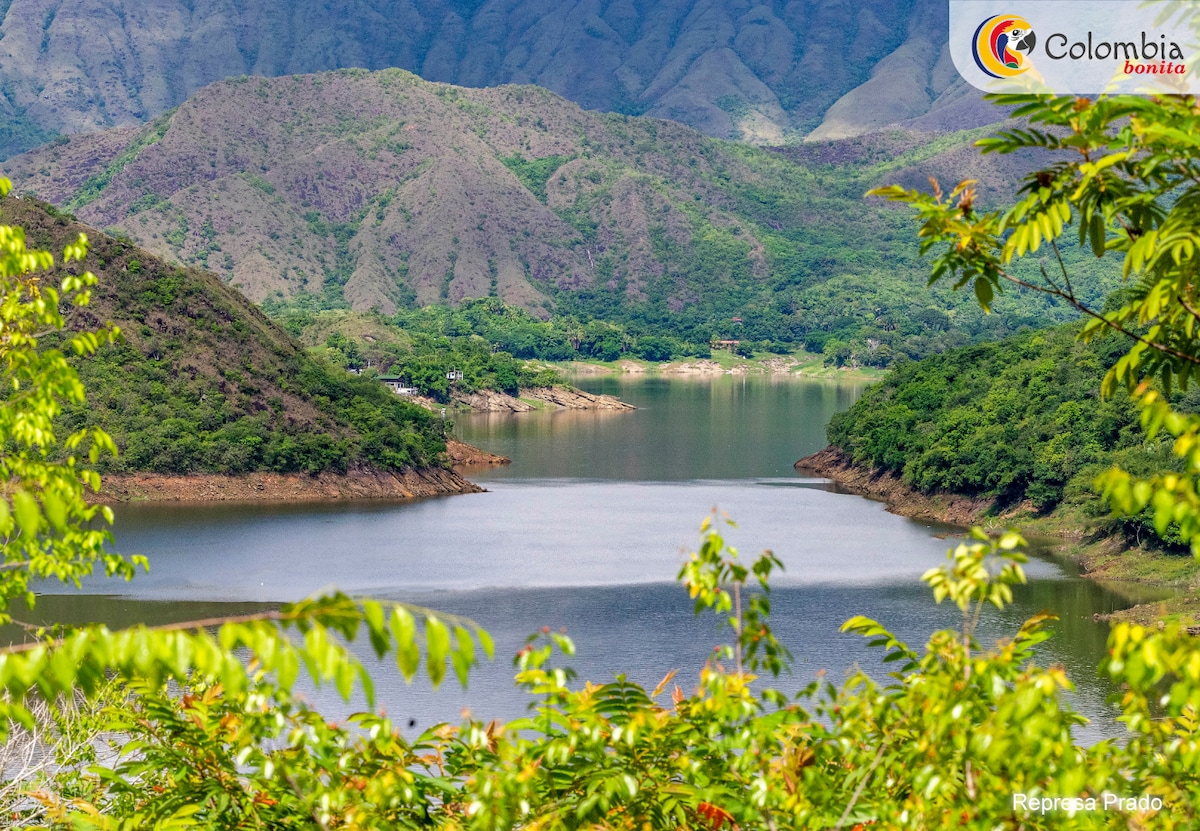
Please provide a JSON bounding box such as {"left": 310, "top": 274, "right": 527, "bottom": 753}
{"left": 459, "top": 374, "right": 862, "bottom": 481}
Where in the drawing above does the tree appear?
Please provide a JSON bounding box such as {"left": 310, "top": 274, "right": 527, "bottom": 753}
{"left": 870, "top": 91, "right": 1200, "bottom": 556}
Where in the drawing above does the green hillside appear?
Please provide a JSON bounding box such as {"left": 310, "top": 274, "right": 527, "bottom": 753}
{"left": 825, "top": 324, "right": 1195, "bottom": 546}
{"left": 4, "top": 196, "right": 449, "bottom": 476}
{"left": 3, "top": 69, "right": 1119, "bottom": 367}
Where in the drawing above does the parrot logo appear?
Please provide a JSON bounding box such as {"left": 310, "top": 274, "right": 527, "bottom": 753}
{"left": 973, "top": 15, "right": 1036, "bottom": 78}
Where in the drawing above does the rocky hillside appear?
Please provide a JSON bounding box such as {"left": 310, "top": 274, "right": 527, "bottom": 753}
{"left": 0, "top": 0, "right": 981, "bottom": 159}
{"left": 1, "top": 69, "right": 1112, "bottom": 361}
{"left": 3, "top": 195, "right": 477, "bottom": 494}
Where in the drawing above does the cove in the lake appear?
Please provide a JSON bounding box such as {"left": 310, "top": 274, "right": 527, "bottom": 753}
{"left": 32, "top": 374, "right": 1136, "bottom": 740}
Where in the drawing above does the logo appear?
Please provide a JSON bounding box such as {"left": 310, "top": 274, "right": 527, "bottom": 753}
{"left": 973, "top": 14, "right": 1037, "bottom": 78}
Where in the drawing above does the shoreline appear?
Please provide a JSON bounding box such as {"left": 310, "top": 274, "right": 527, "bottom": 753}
{"left": 558, "top": 354, "right": 884, "bottom": 381}
{"left": 796, "top": 446, "right": 1200, "bottom": 625}
{"left": 92, "top": 439, "right": 508, "bottom": 504}
{"left": 795, "top": 446, "right": 996, "bottom": 527}
{"left": 94, "top": 466, "right": 482, "bottom": 504}
{"left": 421, "top": 386, "right": 636, "bottom": 414}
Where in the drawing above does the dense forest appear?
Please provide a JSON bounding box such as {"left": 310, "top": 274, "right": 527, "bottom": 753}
{"left": 826, "top": 324, "right": 1189, "bottom": 546}
{"left": 7, "top": 197, "right": 449, "bottom": 476}
{"left": 272, "top": 297, "right": 714, "bottom": 373}
{"left": 271, "top": 280, "right": 1103, "bottom": 373}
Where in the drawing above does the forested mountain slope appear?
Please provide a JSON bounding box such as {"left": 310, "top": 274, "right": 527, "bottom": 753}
{"left": 4, "top": 196, "right": 461, "bottom": 483}
{"left": 0, "top": 0, "right": 985, "bottom": 159}
{"left": 823, "top": 325, "right": 1189, "bottom": 544}
{"left": 2, "top": 69, "right": 1115, "bottom": 365}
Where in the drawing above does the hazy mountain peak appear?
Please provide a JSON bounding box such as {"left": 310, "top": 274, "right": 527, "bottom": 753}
{"left": 0, "top": 0, "right": 981, "bottom": 159}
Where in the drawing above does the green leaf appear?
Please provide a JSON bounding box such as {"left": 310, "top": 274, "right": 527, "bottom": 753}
{"left": 390, "top": 607, "right": 419, "bottom": 682}
{"left": 1089, "top": 213, "right": 1106, "bottom": 257}
{"left": 477, "top": 628, "right": 495, "bottom": 661}
{"left": 41, "top": 491, "right": 67, "bottom": 531}
{"left": 425, "top": 616, "right": 450, "bottom": 688}
{"left": 363, "top": 600, "right": 389, "bottom": 659}
{"left": 358, "top": 663, "right": 376, "bottom": 708}
{"left": 973, "top": 278, "right": 993, "bottom": 312}
{"left": 276, "top": 643, "right": 300, "bottom": 691}
{"left": 451, "top": 625, "right": 475, "bottom": 687}
{"left": 12, "top": 490, "right": 41, "bottom": 538}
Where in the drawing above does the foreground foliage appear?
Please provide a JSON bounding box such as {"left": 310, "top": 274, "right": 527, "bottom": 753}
{"left": 12, "top": 88, "right": 1200, "bottom": 829}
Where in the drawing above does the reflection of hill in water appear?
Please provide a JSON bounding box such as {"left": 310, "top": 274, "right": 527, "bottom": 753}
{"left": 460, "top": 375, "right": 864, "bottom": 481}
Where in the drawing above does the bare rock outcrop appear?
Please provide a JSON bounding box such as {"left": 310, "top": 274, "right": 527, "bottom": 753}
{"left": 446, "top": 438, "right": 511, "bottom": 469}
{"left": 524, "top": 387, "right": 634, "bottom": 410}
{"left": 441, "top": 386, "right": 634, "bottom": 412}
{"left": 452, "top": 390, "right": 536, "bottom": 412}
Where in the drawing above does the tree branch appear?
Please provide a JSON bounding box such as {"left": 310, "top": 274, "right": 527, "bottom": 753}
{"left": 1049, "top": 239, "right": 1075, "bottom": 300}
{"left": 1178, "top": 292, "right": 1200, "bottom": 329}
{"left": 835, "top": 739, "right": 888, "bottom": 831}
{"left": 994, "top": 268, "right": 1200, "bottom": 367}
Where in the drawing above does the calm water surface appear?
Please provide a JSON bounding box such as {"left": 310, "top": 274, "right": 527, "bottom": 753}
{"left": 35, "top": 374, "right": 1143, "bottom": 739}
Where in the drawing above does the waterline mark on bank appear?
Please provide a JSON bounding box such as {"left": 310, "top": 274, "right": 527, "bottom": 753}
{"left": 951, "top": 1, "right": 1200, "bottom": 93}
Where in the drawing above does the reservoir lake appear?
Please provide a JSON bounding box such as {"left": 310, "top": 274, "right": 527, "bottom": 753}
{"left": 35, "top": 374, "right": 1145, "bottom": 740}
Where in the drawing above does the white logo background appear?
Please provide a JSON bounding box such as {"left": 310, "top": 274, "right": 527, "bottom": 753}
{"left": 950, "top": 0, "right": 1199, "bottom": 94}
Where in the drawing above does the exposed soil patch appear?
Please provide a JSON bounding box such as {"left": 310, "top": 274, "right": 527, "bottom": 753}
{"left": 94, "top": 465, "right": 482, "bottom": 504}
{"left": 795, "top": 446, "right": 994, "bottom": 526}
{"left": 658, "top": 360, "right": 726, "bottom": 375}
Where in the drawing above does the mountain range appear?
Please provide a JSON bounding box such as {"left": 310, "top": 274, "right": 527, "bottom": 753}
{"left": 0, "top": 0, "right": 992, "bottom": 160}
{"left": 2, "top": 67, "right": 1108, "bottom": 360}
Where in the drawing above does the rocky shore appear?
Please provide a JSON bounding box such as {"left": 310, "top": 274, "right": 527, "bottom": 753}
{"left": 445, "top": 438, "right": 511, "bottom": 468}
{"left": 94, "top": 464, "right": 483, "bottom": 504}
{"left": 795, "top": 446, "right": 994, "bottom": 526}
{"left": 434, "top": 386, "right": 635, "bottom": 413}
{"left": 91, "top": 436, "right": 513, "bottom": 504}
{"left": 526, "top": 386, "right": 635, "bottom": 410}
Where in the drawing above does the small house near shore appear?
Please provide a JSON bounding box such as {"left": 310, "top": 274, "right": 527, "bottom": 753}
{"left": 378, "top": 376, "right": 418, "bottom": 396}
